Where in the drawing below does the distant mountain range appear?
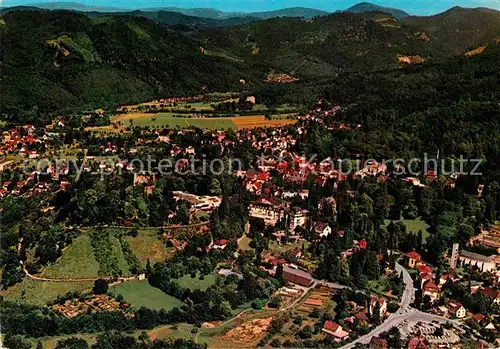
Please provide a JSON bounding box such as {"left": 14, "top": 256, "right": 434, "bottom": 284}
{"left": 3, "top": 2, "right": 331, "bottom": 19}
{"left": 1, "top": 4, "right": 499, "bottom": 117}
{"left": 1, "top": 1, "right": 407, "bottom": 20}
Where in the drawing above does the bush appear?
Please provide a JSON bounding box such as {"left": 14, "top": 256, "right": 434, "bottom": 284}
{"left": 251, "top": 299, "right": 264, "bottom": 309}
{"left": 270, "top": 338, "right": 281, "bottom": 347}
{"left": 387, "top": 302, "right": 400, "bottom": 313}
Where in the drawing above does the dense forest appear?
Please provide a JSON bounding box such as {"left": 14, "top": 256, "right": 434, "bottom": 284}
{"left": 1, "top": 7, "right": 499, "bottom": 122}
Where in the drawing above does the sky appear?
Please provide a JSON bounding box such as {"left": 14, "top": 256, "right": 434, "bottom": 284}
{"left": 0, "top": 0, "right": 498, "bottom": 15}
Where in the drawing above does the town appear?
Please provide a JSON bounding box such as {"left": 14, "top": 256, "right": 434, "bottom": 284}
{"left": 1, "top": 90, "right": 500, "bottom": 349}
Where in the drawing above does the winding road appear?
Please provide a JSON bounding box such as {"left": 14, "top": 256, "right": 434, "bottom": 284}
{"left": 340, "top": 262, "right": 416, "bottom": 348}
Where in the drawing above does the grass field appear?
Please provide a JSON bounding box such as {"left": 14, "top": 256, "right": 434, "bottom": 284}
{"left": 0, "top": 279, "right": 93, "bottom": 306}
{"left": 383, "top": 218, "right": 430, "bottom": 239}
{"left": 42, "top": 235, "right": 100, "bottom": 279}
{"left": 124, "top": 229, "right": 172, "bottom": 267}
{"left": 175, "top": 273, "right": 216, "bottom": 291}
{"left": 110, "top": 280, "right": 183, "bottom": 310}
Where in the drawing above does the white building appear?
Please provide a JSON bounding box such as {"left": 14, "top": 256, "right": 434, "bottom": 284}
{"left": 458, "top": 250, "right": 496, "bottom": 273}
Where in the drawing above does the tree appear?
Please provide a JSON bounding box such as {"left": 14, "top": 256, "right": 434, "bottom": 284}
{"left": 92, "top": 278, "right": 108, "bottom": 295}
{"left": 380, "top": 327, "right": 402, "bottom": 348}
{"left": 55, "top": 337, "right": 89, "bottom": 349}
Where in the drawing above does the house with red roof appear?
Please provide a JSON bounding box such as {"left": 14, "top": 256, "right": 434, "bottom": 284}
{"left": 407, "top": 337, "right": 427, "bottom": 349}
{"left": 416, "top": 264, "right": 432, "bottom": 275}
{"left": 369, "top": 336, "right": 387, "bottom": 349}
{"left": 423, "top": 280, "right": 440, "bottom": 301}
{"left": 405, "top": 250, "right": 422, "bottom": 268}
{"left": 354, "top": 311, "right": 369, "bottom": 323}
{"left": 447, "top": 300, "right": 466, "bottom": 318}
{"left": 212, "top": 239, "right": 228, "bottom": 250}
{"left": 321, "top": 321, "right": 349, "bottom": 342}
{"left": 480, "top": 287, "right": 500, "bottom": 305}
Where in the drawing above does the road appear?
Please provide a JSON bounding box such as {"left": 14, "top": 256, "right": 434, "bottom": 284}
{"left": 340, "top": 262, "right": 415, "bottom": 348}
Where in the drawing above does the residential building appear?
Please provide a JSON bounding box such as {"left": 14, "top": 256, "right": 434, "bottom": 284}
{"left": 369, "top": 336, "right": 387, "bottom": 349}
{"left": 369, "top": 296, "right": 387, "bottom": 317}
{"left": 447, "top": 300, "right": 466, "bottom": 318}
{"left": 314, "top": 222, "right": 331, "bottom": 238}
{"left": 423, "top": 281, "right": 440, "bottom": 301}
{"left": 322, "top": 321, "right": 349, "bottom": 342}
{"left": 405, "top": 250, "right": 422, "bottom": 269}
{"left": 407, "top": 337, "right": 427, "bottom": 349}
{"left": 288, "top": 206, "right": 310, "bottom": 231}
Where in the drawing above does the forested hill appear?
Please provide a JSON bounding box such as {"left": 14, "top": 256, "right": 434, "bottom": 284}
{"left": 403, "top": 6, "right": 500, "bottom": 55}
{"left": 196, "top": 8, "right": 499, "bottom": 77}
{"left": 0, "top": 7, "right": 499, "bottom": 120}
{"left": 0, "top": 10, "right": 260, "bottom": 120}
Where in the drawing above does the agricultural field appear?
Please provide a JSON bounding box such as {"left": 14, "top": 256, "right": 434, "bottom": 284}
{"left": 110, "top": 280, "right": 183, "bottom": 310}
{"left": 231, "top": 115, "right": 296, "bottom": 129}
{"left": 383, "top": 218, "right": 430, "bottom": 239}
{"left": 112, "top": 113, "right": 237, "bottom": 130}
{"left": 42, "top": 235, "right": 100, "bottom": 279}
{"left": 0, "top": 279, "right": 93, "bottom": 306}
{"left": 124, "top": 229, "right": 172, "bottom": 267}
{"left": 175, "top": 273, "right": 216, "bottom": 291}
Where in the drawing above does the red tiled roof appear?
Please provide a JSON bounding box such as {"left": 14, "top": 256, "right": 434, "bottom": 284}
{"left": 408, "top": 338, "right": 427, "bottom": 349}
{"left": 405, "top": 250, "right": 421, "bottom": 260}
{"left": 354, "top": 312, "right": 369, "bottom": 321}
{"left": 213, "top": 239, "right": 228, "bottom": 246}
{"left": 423, "top": 281, "right": 439, "bottom": 292}
{"left": 323, "top": 321, "right": 340, "bottom": 332}
{"left": 473, "top": 313, "right": 485, "bottom": 322}
{"left": 358, "top": 239, "right": 367, "bottom": 249}
{"left": 447, "top": 300, "right": 463, "bottom": 312}
{"left": 481, "top": 287, "right": 500, "bottom": 299}
{"left": 417, "top": 264, "right": 432, "bottom": 274}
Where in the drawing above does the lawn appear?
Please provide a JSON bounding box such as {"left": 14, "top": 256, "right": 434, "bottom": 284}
{"left": 383, "top": 218, "right": 430, "bottom": 239}
{"left": 110, "top": 280, "right": 183, "bottom": 310}
{"left": 0, "top": 279, "right": 93, "bottom": 306}
{"left": 124, "top": 229, "right": 172, "bottom": 267}
{"left": 42, "top": 235, "right": 100, "bottom": 279}
{"left": 175, "top": 273, "right": 216, "bottom": 291}
{"left": 238, "top": 235, "right": 252, "bottom": 251}
{"left": 148, "top": 323, "right": 195, "bottom": 342}
{"left": 269, "top": 240, "right": 309, "bottom": 254}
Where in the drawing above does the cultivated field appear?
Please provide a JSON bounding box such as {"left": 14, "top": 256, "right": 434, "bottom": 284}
{"left": 231, "top": 115, "right": 296, "bottom": 129}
